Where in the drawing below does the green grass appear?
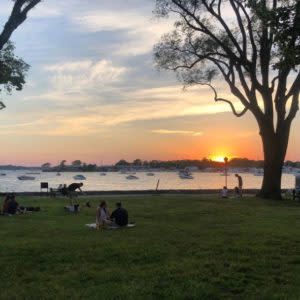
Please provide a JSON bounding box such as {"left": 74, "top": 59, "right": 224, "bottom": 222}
{"left": 1, "top": 195, "right": 300, "bottom": 299}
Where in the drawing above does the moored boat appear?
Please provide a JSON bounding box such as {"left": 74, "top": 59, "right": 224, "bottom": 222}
{"left": 126, "top": 175, "right": 139, "bottom": 180}
{"left": 253, "top": 169, "right": 264, "bottom": 176}
{"left": 73, "top": 174, "right": 86, "bottom": 180}
{"left": 18, "top": 175, "right": 35, "bottom": 180}
{"left": 179, "top": 170, "right": 193, "bottom": 179}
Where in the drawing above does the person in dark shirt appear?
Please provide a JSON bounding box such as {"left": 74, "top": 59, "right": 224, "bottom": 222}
{"left": 235, "top": 174, "right": 243, "bottom": 197}
{"left": 61, "top": 184, "right": 68, "bottom": 196}
{"left": 68, "top": 182, "right": 83, "bottom": 192}
{"left": 2, "top": 194, "right": 10, "bottom": 214}
{"left": 110, "top": 202, "right": 128, "bottom": 227}
{"left": 68, "top": 182, "right": 83, "bottom": 197}
{"left": 7, "top": 194, "right": 19, "bottom": 215}
{"left": 67, "top": 182, "right": 83, "bottom": 206}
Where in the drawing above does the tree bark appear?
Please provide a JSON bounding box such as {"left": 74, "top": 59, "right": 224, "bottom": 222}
{"left": 258, "top": 124, "right": 290, "bottom": 199}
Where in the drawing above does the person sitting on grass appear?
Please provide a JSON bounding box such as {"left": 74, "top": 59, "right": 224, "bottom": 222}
{"left": 61, "top": 184, "right": 68, "bottom": 196}
{"left": 221, "top": 186, "right": 228, "bottom": 199}
{"left": 110, "top": 202, "right": 128, "bottom": 227}
{"left": 7, "top": 194, "right": 19, "bottom": 215}
{"left": 2, "top": 194, "right": 10, "bottom": 214}
{"left": 96, "top": 201, "right": 112, "bottom": 227}
{"left": 234, "top": 186, "right": 241, "bottom": 198}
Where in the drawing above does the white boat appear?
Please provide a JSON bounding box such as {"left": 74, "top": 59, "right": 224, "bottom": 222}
{"left": 100, "top": 173, "right": 107, "bottom": 176}
{"left": 179, "top": 170, "right": 194, "bottom": 179}
{"left": 253, "top": 169, "right": 264, "bottom": 176}
{"left": 18, "top": 175, "right": 35, "bottom": 181}
{"left": 73, "top": 174, "right": 86, "bottom": 180}
{"left": 126, "top": 175, "right": 139, "bottom": 180}
{"left": 147, "top": 172, "right": 155, "bottom": 176}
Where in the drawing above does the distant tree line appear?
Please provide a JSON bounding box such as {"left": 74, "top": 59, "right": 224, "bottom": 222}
{"left": 40, "top": 158, "right": 300, "bottom": 172}
{"left": 41, "top": 160, "right": 98, "bottom": 172}
{"left": 115, "top": 158, "right": 266, "bottom": 169}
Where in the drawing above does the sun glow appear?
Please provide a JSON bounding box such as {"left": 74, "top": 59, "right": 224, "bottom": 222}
{"left": 210, "top": 154, "right": 231, "bottom": 162}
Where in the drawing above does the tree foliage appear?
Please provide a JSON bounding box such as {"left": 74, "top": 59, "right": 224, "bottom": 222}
{"left": 0, "top": 42, "right": 29, "bottom": 93}
{"left": 154, "top": 0, "right": 300, "bottom": 121}
{"left": 72, "top": 160, "right": 82, "bottom": 167}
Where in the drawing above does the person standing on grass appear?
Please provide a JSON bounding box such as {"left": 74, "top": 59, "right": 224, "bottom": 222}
{"left": 67, "top": 182, "right": 83, "bottom": 199}
{"left": 235, "top": 174, "right": 243, "bottom": 197}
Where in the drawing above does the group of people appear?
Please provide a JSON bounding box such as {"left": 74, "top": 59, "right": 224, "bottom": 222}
{"left": 1, "top": 194, "right": 41, "bottom": 215}
{"left": 221, "top": 174, "right": 243, "bottom": 199}
{"left": 54, "top": 182, "right": 84, "bottom": 198}
{"left": 96, "top": 201, "right": 129, "bottom": 228}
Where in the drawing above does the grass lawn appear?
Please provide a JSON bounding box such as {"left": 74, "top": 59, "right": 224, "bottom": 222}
{"left": 1, "top": 195, "right": 300, "bottom": 299}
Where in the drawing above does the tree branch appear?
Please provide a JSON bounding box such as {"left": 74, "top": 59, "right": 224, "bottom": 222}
{"left": 204, "top": 82, "right": 248, "bottom": 117}
{"left": 285, "top": 93, "right": 299, "bottom": 124}
{"left": 285, "top": 72, "right": 300, "bottom": 100}
{"left": 229, "top": 0, "right": 247, "bottom": 55}
{"left": 0, "top": 101, "right": 6, "bottom": 110}
{"left": 0, "top": 0, "right": 41, "bottom": 50}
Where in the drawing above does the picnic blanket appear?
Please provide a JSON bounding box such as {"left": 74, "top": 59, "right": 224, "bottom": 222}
{"left": 86, "top": 223, "right": 136, "bottom": 230}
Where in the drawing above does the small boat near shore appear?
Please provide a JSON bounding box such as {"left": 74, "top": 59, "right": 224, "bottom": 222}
{"left": 126, "top": 175, "right": 139, "bottom": 180}
{"left": 73, "top": 174, "right": 86, "bottom": 180}
{"left": 179, "top": 170, "right": 194, "bottom": 179}
{"left": 18, "top": 175, "right": 36, "bottom": 181}
{"left": 147, "top": 172, "right": 155, "bottom": 176}
{"left": 253, "top": 169, "right": 264, "bottom": 176}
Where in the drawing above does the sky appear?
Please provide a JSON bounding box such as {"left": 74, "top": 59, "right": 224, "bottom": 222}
{"left": 0, "top": 0, "right": 299, "bottom": 166}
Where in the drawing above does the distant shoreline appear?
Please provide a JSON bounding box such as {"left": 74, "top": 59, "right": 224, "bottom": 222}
{"left": 0, "top": 189, "right": 279, "bottom": 197}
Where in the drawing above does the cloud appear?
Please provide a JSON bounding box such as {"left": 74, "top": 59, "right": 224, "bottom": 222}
{"left": 151, "top": 129, "right": 203, "bottom": 136}
{"left": 43, "top": 59, "right": 127, "bottom": 94}
{"left": 72, "top": 9, "right": 172, "bottom": 55}
{"left": 19, "top": 82, "right": 243, "bottom": 137}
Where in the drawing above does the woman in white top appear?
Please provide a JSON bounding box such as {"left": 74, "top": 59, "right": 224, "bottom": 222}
{"left": 221, "top": 186, "right": 228, "bottom": 198}
{"left": 96, "top": 201, "right": 112, "bottom": 226}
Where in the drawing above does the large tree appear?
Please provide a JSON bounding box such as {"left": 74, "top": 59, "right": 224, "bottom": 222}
{"left": 0, "top": 0, "right": 41, "bottom": 110}
{"left": 154, "top": 0, "right": 300, "bottom": 199}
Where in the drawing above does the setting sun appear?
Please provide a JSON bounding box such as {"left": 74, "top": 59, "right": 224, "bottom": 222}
{"left": 210, "top": 155, "right": 231, "bottom": 162}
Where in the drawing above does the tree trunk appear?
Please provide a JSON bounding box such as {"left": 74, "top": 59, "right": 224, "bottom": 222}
{"left": 258, "top": 125, "right": 290, "bottom": 200}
